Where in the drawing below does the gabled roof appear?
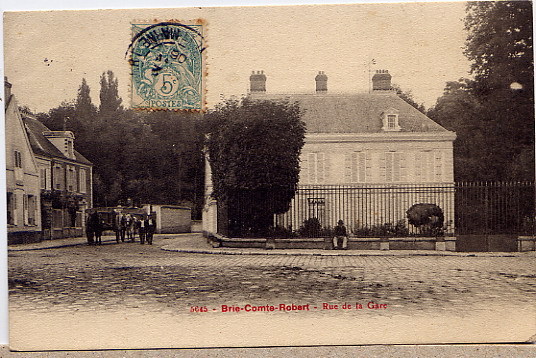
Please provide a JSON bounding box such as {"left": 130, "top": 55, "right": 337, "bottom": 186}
{"left": 22, "top": 115, "right": 92, "bottom": 166}
{"left": 249, "top": 92, "right": 451, "bottom": 134}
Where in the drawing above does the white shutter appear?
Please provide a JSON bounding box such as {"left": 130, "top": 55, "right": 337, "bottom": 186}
{"left": 351, "top": 152, "right": 358, "bottom": 183}
{"left": 308, "top": 153, "right": 316, "bottom": 184}
{"left": 324, "top": 152, "right": 331, "bottom": 183}
{"left": 380, "top": 152, "right": 387, "bottom": 182}
{"left": 317, "top": 152, "right": 325, "bottom": 183}
{"left": 365, "top": 152, "right": 372, "bottom": 182}
{"left": 358, "top": 152, "right": 366, "bottom": 183}
{"left": 301, "top": 153, "right": 308, "bottom": 184}
{"left": 385, "top": 152, "right": 394, "bottom": 182}
{"left": 344, "top": 153, "right": 352, "bottom": 183}
{"left": 397, "top": 152, "right": 407, "bottom": 182}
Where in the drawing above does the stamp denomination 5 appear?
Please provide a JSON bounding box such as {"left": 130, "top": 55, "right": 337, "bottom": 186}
{"left": 128, "top": 21, "right": 205, "bottom": 111}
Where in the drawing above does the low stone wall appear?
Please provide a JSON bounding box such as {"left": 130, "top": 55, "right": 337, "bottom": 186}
{"left": 191, "top": 220, "right": 203, "bottom": 232}
{"left": 51, "top": 227, "right": 83, "bottom": 239}
{"left": 8, "top": 231, "right": 42, "bottom": 245}
{"left": 518, "top": 236, "right": 536, "bottom": 252}
{"left": 217, "top": 236, "right": 457, "bottom": 251}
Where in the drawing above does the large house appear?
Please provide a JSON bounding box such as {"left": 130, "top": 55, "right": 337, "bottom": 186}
{"left": 5, "top": 79, "right": 93, "bottom": 243}
{"left": 203, "top": 70, "right": 456, "bottom": 236}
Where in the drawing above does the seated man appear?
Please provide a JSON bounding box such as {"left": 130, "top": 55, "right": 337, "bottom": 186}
{"left": 333, "top": 220, "right": 348, "bottom": 250}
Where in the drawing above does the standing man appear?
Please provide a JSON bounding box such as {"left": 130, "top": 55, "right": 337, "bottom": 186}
{"left": 146, "top": 214, "right": 155, "bottom": 245}
{"left": 114, "top": 211, "right": 123, "bottom": 243}
{"left": 333, "top": 220, "right": 348, "bottom": 250}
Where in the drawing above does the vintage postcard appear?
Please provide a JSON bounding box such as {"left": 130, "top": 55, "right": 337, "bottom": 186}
{"left": 3, "top": 1, "right": 535, "bottom": 351}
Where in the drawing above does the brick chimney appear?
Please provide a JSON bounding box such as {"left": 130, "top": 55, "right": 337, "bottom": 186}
{"left": 250, "top": 70, "right": 267, "bottom": 92}
{"left": 315, "top": 71, "right": 328, "bottom": 93}
{"left": 372, "top": 70, "right": 392, "bottom": 91}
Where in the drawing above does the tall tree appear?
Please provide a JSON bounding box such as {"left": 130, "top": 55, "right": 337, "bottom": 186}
{"left": 465, "top": 1, "right": 533, "bottom": 97}
{"left": 99, "top": 70, "right": 123, "bottom": 119}
{"left": 75, "top": 78, "right": 97, "bottom": 120}
{"left": 206, "top": 98, "right": 306, "bottom": 236}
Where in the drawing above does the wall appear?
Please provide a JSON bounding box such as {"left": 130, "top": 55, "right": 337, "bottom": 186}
{"left": 153, "top": 205, "right": 192, "bottom": 233}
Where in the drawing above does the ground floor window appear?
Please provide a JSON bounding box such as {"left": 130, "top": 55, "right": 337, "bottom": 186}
{"left": 7, "top": 192, "right": 16, "bottom": 225}
{"left": 27, "top": 195, "right": 37, "bottom": 226}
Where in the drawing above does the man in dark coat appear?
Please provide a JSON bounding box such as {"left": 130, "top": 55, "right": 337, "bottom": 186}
{"left": 333, "top": 219, "right": 348, "bottom": 250}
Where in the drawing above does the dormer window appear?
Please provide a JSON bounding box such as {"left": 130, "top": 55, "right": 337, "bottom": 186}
{"left": 381, "top": 108, "right": 401, "bottom": 132}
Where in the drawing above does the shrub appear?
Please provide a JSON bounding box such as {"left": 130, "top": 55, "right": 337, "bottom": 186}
{"left": 267, "top": 225, "right": 298, "bottom": 239}
{"left": 299, "top": 218, "right": 322, "bottom": 237}
{"left": 407, "top": 203, "right": 444, "bottom": 236}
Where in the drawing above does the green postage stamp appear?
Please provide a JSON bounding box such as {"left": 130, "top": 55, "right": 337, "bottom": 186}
{"left": 128, "top": 21, "right": 205, "bottom": 111}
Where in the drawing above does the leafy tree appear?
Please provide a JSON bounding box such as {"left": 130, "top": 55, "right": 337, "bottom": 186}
{"left": 429, "top": 1, "right": 534, "bottom": 181}
{"left": 37, "top": 101, "right": 76, "bottom": 132}
{"left": 465, "top": 1, "right": 533, "bottom": 97}
{"left": 206, "top": 98, "right": 305, "bottom": 236}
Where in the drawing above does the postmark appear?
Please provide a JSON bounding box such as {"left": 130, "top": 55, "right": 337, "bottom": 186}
{"left": 128, "top": 21, "right": 205, "bottom": 111}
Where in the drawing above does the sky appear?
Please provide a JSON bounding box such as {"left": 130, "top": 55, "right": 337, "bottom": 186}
{"left": 3, "top": 1, "right": 470, "bottom": 113}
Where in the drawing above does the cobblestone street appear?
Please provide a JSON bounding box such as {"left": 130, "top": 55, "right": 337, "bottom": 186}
{"left": 8, "top": 235, "right": 536, "bottom": 350}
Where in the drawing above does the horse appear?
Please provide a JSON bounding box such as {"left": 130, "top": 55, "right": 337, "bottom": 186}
{"left": 125, "top": 214, "right": 136, "bottom": 242}
{"left": 86, "top": 212, "right": 103, "bottom": 245}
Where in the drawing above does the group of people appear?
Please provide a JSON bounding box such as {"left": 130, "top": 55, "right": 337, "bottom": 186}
{"left": 115, "top": 213, "right": 156, "bottom": 245}
{"left": 85, "top": 210, "right": 156, "bottom": 246}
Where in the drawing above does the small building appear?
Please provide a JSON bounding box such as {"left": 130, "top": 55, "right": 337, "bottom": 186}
{"left": 5, "top": 79, "right": 42, "bottom": 244}
{"left": 142, "top": 204, "right": 192, "bottom": 233}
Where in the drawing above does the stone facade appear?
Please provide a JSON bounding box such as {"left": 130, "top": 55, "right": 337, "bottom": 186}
{"left": 5, "top": 81, "right": 42, "bottom": 244}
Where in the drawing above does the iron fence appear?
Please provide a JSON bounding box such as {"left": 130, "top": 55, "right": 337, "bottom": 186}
{"left": 217, "top": 182, "right": 535, "bottom": 238}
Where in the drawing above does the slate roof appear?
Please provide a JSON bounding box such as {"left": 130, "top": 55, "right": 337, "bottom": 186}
{"left": 249, "top": 92, "right": 450, "bottom": 134}
{"left": 22, "top": 115, "right": 92, "bottom": 165}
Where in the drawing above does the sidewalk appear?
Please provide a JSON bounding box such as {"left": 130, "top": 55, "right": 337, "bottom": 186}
{"left": 8, "top": 233, "right": 536, "bottom": 257}
{"left": 7, "top": 235, "right": 118, "bottom": 251}
{"left": 160, "top": 234, "right": 536, "bottom": 257}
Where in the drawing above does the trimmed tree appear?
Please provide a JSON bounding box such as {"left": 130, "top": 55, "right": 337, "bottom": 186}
{"left": 206, "top": 98, "right": 306, "bottom": 237}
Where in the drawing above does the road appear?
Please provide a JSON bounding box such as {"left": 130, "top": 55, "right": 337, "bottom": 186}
{"left": 8, "top": 236, "right": 536, "bottom": 350}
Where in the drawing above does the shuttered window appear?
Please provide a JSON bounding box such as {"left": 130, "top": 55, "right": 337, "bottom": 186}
{"left": 345, "top": 152, "right": 366, "bottom": 183}
{"left": 385, "top": 152, "right": 406, "bottom": 182}
{"left": 53, "top": 165, "right": 63, "bottom": 190}
{"left": 7, "top": 192, "right": 15, "bottom": 225}
{"left": 28, "top": 195, "right": 36, "bottom": 225}
{"left": 307, "top": 152, "right": 326, "bottom": 184}
{"left": 79, "top": 169, "right": 87, "bottom": 193}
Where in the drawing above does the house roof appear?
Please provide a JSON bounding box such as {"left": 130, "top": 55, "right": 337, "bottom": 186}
{"left": 249, "top": 92, "right": 451, "bottom": 134}
{"left": 22, "top": 115, "right": 93, "bottom": 166}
